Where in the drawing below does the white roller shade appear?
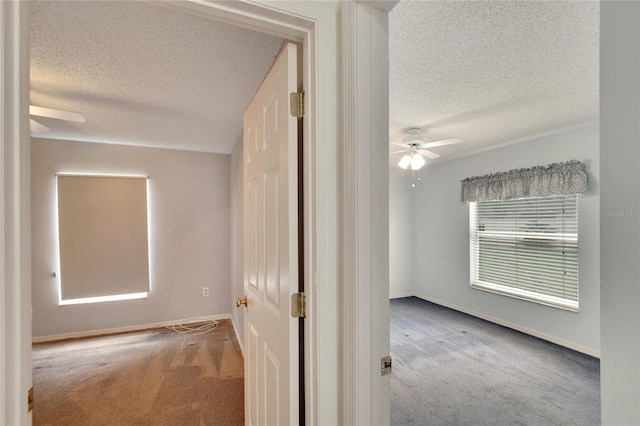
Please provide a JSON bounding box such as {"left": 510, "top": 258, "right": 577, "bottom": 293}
{"left": 470, "top": 195, "right": 578, "bottom": 311}
{"left": 57, "top": 175, "right": 150, "bottom": 302}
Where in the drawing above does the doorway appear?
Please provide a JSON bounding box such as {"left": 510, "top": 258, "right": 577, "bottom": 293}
{"left": 28, "top": 2, "right": 302, "bottom": 423}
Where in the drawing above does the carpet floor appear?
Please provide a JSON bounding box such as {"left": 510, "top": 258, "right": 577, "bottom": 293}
{"left": 390, "top": 297, "right": 600, "bottom": 426}
{"left": 32, "top": 319, "right": 244, "bottom": 426}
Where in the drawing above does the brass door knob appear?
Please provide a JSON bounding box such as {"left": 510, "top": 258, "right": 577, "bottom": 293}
{"left": 235, "top": 296, "right": 248, "bottom": 308}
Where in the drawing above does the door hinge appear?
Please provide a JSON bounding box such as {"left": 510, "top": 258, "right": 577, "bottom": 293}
{"left": 291, "top": 292, "right": 306, "bottom": 318}
{"left": 28, "top": 386, "right": 34, "bottom": 412}
{"left": 290, "top": 91, "right": 305, "bottom": 119}
{"left": 381, "top": 356, "right": 392, "bottom": 376}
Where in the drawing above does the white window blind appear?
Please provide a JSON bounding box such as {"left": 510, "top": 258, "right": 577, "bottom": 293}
{"left": 469, "top": 195, "right": 578, "bottom": 311}
{"left": 57, "top": 175, "right": 150, "bottom": 304}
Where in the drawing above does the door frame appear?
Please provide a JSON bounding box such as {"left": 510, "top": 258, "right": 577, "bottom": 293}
{"left": 1, "top": 1, "right": 393, "bottom": 424}
{"left": 1, "top": 1, "right": 32, "bottom": 422}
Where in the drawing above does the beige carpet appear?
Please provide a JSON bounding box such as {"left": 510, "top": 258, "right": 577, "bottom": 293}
{"left": 32, "top": 320, "right": 244, "bottom": 426}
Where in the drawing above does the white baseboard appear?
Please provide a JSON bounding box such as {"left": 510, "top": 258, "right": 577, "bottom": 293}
{"left": 390, "top": 292, "right": 414, "bottom": 299}
{"left": 413, "top": 293, "right": 601, "bottom": 359}
{"left": 32, "top": 313, "right": 232, "bottom": 343}
{"left": 230, "top": 316, "right": 244, "bottom": 357}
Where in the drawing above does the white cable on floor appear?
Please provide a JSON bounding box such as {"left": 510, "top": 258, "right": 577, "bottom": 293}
{"left": 164, "top": 318, "right": 220, "bottom": 335}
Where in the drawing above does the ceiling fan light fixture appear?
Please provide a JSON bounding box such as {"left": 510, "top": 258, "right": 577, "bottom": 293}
{"left": 398, "top": 154, "right": 412, "bottom": 169}
{"left": 410, "top": 153, "right": 425, "bottom": 170}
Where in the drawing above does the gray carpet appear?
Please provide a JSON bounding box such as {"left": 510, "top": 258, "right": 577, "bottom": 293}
{"left": 390, "top": 297, "right": 600, "bottom": 426}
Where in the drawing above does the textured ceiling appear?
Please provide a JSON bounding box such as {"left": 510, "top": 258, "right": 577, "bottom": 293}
{"left": 31, "top": 1, "right": 598, "bottom": 158}
{"left": 389, "top": 1, "right": 599, "bottom": 163}
{"left": 30, "top": 1, "right": 284, "bottom": 154}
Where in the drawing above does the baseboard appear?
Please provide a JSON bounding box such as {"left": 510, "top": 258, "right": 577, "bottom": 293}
{"left": 390, "top": 292, "right": 414, "bottom": 299}
{"left": 32, "top": 313, "right": 232, "bottom": 343}
{"left": 413, "top": 293, "right": 601, "bottom": 359}
{"left": 230, "top": 316, "right": 244, "bottom": 357}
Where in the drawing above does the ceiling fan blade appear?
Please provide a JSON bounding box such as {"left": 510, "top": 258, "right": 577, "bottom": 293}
{"left": 391, "top": 141, "right": 408, "bottom": 148}
{"left": 30, "top": 118, "right": 50, "bottom": 133}
{"left": 390, "top": 149, "right": 408, "bottom": 155}
{"left": 422, "top": 137, "right": 463, "bottom": 149}
{"left": 30, "top": 105, "right": 86, "bottom": 123}
{"left": 418, "top": 149, "right": 440, "bottom": 159}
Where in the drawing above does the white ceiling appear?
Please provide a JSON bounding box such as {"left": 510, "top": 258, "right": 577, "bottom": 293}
{"left": 31, "top": 1, "right": 599, "bottom": 159}
{"left": 30, "top": 1, "right": 284, "bottom": 154}
{"left": 389, "top": 1, "right": 599, "bottom": 163}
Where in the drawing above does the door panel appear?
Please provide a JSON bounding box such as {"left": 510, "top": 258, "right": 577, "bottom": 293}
{"left": 264, "top": 167, "right": 280, "bottom": 310}
{"left": 248, "top": 178, "right": 259, "bottom": 293}
{"left": 265, "top": 345, "right": 280, "bottom": 425}
{"left": 243, "top": 42, "right": 299, "bottom": 426}
{"left": 248, "top": 325, "right": 260, "bottom": 426}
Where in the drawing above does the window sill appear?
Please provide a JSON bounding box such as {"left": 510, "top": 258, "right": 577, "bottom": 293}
{"left": 59, "top": 292, "right": 149, "bottom": 306}
{"left": 471, "top": 280, "right": 579, "bottom": 312}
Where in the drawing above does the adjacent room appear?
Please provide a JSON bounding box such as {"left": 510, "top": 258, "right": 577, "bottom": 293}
{"left": 388, "top": 1, "right": 599, "bottom": 425}
{"left": 29, "top": 1, "right": 285, "bottom": 423}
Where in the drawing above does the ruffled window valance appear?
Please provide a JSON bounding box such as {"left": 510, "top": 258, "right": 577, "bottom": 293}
{"left": 460, "top": 160, "right": 588, "bottom": 203}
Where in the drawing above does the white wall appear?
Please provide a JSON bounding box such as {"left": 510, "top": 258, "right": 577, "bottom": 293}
{"left": 230, "top": 139, "right": 244, "bottom": 349}
{"left": 389, "top": 165, "right": 413, "bottom": 297}
{"left": 600, "top": 2, "right": 640, "bottom": 423}
{"left": 410, "top": 124, "right": 600, "bottom": 355}
{"left": 31, "top": 138, "right": 231, "bottom": 338}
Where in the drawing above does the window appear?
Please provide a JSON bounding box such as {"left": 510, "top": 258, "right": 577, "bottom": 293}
{"left": 56, "top": 175, "right": 150, "bottom": 305}
{"left": 469, "top": 195, "right": 578, "bottom": 311}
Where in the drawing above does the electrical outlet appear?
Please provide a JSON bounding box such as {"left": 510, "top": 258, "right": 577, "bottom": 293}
{"left": 202, "top": 287, "right": 209, "bottom": 297}
{"left": 449, "top": 279, "right": 455, "bottom": 287}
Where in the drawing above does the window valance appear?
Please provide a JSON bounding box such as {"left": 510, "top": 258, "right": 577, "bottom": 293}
{"left": 460, "top": 160, "right": 588, "bottom": 203}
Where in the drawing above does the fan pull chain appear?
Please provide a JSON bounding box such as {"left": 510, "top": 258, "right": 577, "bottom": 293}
{"left": 411, "top": 168, "right": 422, "bottom": 187}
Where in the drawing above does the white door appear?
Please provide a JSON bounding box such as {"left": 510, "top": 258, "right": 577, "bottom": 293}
{"left": 240, "top": 43, "right": 300, "bottom": 426}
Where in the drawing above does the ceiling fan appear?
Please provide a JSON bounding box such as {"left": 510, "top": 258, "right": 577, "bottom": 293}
{"left": 30, "top": 105, "right": 86, "bottom": 133}
{"left": 391, "top": 127, "right": 463, "bottom": 170}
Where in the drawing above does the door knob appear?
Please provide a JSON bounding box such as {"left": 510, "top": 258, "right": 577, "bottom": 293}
{"left": 235, "top": 296, "right": 248, "bottom": 308}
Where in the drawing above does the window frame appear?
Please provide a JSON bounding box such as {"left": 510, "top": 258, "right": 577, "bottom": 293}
{"left": 469, "top": 194, "right": 579, "bottom": 312}
{"left": 56, "top": 174, "right": 151, "bottom": 305}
